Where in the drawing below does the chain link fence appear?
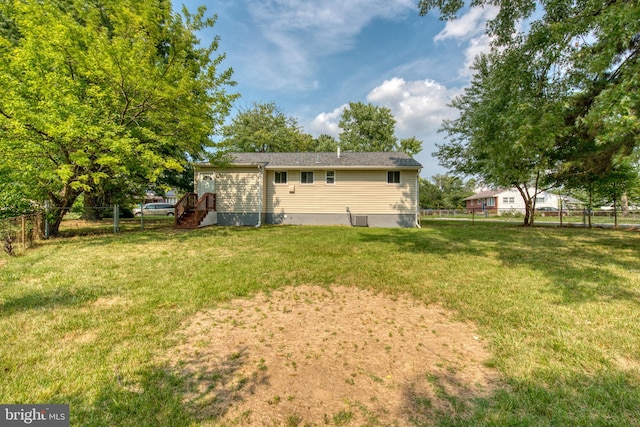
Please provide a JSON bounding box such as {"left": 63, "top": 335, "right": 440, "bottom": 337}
{"left": 1, "top": 205, "right": 177, "bottom": 254}
{"left": 0, "top": 213, "right": 43, "bottom": 255}
{"left": 421, "top": 208, "right": 640, "bottom": 227}
{"left": 46, "top": 205, "right": 175, "bottom": 238}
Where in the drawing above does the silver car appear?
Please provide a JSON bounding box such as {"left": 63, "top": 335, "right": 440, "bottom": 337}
{"left": 133, "top": 203, "right": 175, "bottom": 216}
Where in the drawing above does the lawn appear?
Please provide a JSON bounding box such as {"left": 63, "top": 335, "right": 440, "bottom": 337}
{"left": 1, "top": 222, "right": 639, "bottom": 425}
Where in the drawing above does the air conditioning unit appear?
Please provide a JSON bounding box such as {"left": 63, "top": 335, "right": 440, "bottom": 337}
{"left": 353, "top": 215, "right": 368, "bottom": 227}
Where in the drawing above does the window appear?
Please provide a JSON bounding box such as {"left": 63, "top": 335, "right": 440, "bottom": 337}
{"left": 509, "top": 197, "right": 515, "bottom": 203}
{"left": 301, "top": 171, "right": 314, "bottom": 184}
{"left": 503, "top": 197, "right": 508, "bottom": 203}
{"left": 275, "top": 171, "right": 287, "bottom": 184}
{"left": 536, "top": 197, "right": 545, "bottom": 203}
{"left": 387, "top": 171, "right": 400, "bottom": 184}
{"left": 326, "top": 170, "right": 335, "bottom": 184}
{"left": 487, "top": 198, "right": 495, "bottom": 207}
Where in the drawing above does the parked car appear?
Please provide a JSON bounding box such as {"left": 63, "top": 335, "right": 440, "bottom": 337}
{"left": 132, "top": 203, "right": 175, "bottom": 216}
{"left": 537, "top": 207, "right": 567, "bottom": 217}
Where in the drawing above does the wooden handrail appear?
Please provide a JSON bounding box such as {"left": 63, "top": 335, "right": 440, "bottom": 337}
{"left": 175, "top": 192, "right": 198, "bottom": 224}
{"left": 195, "top": 193, "right": 216, "bottom": 226}
{"left": 175, "top": 192, "right": 216, "bottom": 227}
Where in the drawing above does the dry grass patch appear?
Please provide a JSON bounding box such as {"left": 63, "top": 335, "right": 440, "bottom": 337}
{"left": 164, "top": 285, "right": 500, "bottom": 426}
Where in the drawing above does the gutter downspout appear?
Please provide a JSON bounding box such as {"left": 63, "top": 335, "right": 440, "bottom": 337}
{"left": 416, "top": 170, "right": 422, "bottom": 228}
{"left": 255, "top": 164, "right": 263, "bottom": 228}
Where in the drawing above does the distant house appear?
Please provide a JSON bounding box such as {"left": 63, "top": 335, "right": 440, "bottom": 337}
{"left": 464, "top": 189, "right": 582, "bottom": 214}
{"left": 143, "top": 190, "right": 178, "bottom": 205}
{"left": 188, "top": 151, "right": 422, "bottom": 228}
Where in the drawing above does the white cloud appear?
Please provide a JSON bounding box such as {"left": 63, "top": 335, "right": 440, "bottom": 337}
{"left": 241, "top": 0, "right": 416, "bottom": 90}
{"left": 310, "top": 78, "right": 461, "bottom": 141}
{"left": 307, "top": 78, "right": 462, "bottom": 175}
{"left": 309, "top": 104, "right": 347, "bottom": 137}
{"left": 459, "top": 33, "right": 493, "bottom": 77}
{"left": 366, "top": 77, "right": 460, "bottom": 137}
{"left": 434, "top": 6, "right": 498, "bottom": 42}
{"left": 370, "top": 78, "right": 462, "bottom": 175}
{"left": 433, "top": 6, "right": 498, "bottom": 78}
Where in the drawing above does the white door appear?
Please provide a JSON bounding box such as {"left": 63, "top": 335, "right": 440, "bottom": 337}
{"left": 198, "top": 173, "right": 215, "bottom": 197}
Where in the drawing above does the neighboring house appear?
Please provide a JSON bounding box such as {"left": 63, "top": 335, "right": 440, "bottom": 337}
{"left": 464, "top": 189, "right": 581, "bottom": 214}
{"left": 192, "top": 151, "right": 422, "bottom": 228}
{"left": 143, "top": 190, "right": 178, "bottom": 205}
{"left": 164, "top": 190, "right": 178, "bottom": 205}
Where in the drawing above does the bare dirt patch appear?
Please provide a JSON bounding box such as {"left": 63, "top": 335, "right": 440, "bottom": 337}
{"left": 164, "top": 285, "right": 500, "bottom": 426}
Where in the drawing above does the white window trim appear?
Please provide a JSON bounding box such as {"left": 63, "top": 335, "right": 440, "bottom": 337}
{"left": 326, "top": 170, "right": 335, "bottom": 184}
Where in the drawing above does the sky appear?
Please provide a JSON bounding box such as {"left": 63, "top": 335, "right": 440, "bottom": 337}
{"left": 172, "top": 0, "right": 499, "bottom": 178}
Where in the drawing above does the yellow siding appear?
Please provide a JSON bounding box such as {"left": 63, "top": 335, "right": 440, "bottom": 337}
{"left": 265, "top": 169, "right": 417, "bottom": 214}
{"left": 206, "top": 167, "right": 261, "bottom": 214}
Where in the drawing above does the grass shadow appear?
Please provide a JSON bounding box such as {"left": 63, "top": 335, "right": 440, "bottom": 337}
{"left": 407, "top": 368, "right": 640, "bottom": 426}
{"left": 70, "top": 366, "right": 197, "bottom": 427}
{"left": 357, "top": 221, "right": 640, "bottom": 306}
{"left": 0, "top": 286, "right": 103, "bottom": 317}
{"left": 69, "top": 347, "right": 267, "bottom": 426}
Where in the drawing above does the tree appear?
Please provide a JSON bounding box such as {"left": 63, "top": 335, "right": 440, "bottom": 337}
{"left": 313, "top": 134, "right": 339, "bottom": 152}
{"left": 592, "top": 166, "right": 640, "bottom": 227}
{"left": 219, "top": 102, "right": 315, "bottom": 153}
{"left": 419, "top": 178, "right": 443, "bottom": 209}
{"left": 399, "top": 137, "right": 423, "bottom": 158}
{"left": 339, "top": 102, "right": 397, "bottom": 152}
{"left": 0, "top": 0, "right": 237, "bottom": 235}
{"left": 338, "top": 102, "right": 423, "bottom": 156}
{"left": 434, "top": 48, "right": 562, "bottom": 225}
{"left": 421, "top": 0, "right": 640, "bottom": 226}
{"left": 419, "top": 175, "right": 475, "bottom": 209}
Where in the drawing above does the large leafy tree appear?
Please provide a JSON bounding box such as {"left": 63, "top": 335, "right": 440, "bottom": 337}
{"left": 435, "top": 47, "right": 563, "bottom": 225}
{"left": 219, "top": 102, "right": 315, "bottom": 153}
{"left": 421, "top": 0, "right": 640, "bottom": 226}
{"left": 339, "top": 102, "right": 400, "bottom": 152}
{"left": 0, "top": 0, "right": 237, "bottom": 234}
{"left": 338, "top": 102, "right": 423, "bottom": 156}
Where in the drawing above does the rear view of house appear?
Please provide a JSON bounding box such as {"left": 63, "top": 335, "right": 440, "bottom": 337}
{"left": 189, "top": 151, "right": 422, "bottom": 228}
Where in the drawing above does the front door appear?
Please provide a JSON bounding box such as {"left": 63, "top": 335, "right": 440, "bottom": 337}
{"left": 198, "top": 173, "right": 215, "bottom": 197}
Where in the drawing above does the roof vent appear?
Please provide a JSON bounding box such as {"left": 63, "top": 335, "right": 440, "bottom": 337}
{"left": 337, "top": 146, "right": 341, "bottom": 158}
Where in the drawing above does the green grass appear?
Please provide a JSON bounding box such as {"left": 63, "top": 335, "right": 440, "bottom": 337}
{"left": 1, "top": 222, "right": 640, "bottom": 425}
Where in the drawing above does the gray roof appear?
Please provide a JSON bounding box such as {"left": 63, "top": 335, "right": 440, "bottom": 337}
{"left": 464, "top": 190, "right": 503, "bottom": 201}
{"left": 223, "top": 152, "right": 422, "bottom": 169}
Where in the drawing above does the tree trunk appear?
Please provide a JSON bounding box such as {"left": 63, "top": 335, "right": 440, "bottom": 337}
{"left": 516, "top": 185, "right": 534, "bottom": 227}
{"left": 587, "top": 188, "right": 593, "bottom": 228}
{"left": 47, "top": 189, "right": 82, "bottom": 237}
{"left": 48, "top": 207, "right": 65, "bottom": 237}
{"left": 83, "top": 192, "right": 105, "bottom": 221}
{"left": 621, "top": 193, "right": 629, "bottom": 217}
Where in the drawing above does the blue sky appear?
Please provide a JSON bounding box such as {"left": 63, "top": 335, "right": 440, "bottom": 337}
{"left": 172, "top": 1, "right": 498, "bottom": 178}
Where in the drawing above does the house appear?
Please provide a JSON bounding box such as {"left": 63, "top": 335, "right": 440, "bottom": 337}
{"left": 464, "top": 189, "right": 581, "bottom": 214}
{"left": 143, "top": 190, "right": 178, "bottom": 204}
{"left": 182, "top": 151, "right": 422, "bottom": 228}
